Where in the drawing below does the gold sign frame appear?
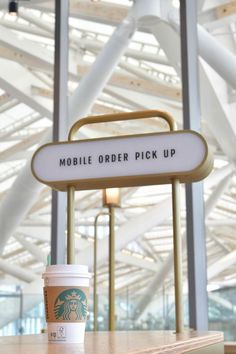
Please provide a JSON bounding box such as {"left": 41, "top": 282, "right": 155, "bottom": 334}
{"left": 31, "top": 130, "right": 212, "bottom": 191}
{"left": 31, "top": 110, "right": 213, "bottom": 334}
{"left": 31, "top": 110, "right": 213, "bottom": 191}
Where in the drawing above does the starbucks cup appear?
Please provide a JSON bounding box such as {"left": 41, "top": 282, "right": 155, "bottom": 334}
{"left": 42, "top": 264, "right": 91, "bottom": 344}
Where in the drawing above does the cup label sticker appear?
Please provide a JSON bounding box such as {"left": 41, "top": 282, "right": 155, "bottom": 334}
{"left": 48, "top": 326, "right": 66, "bottom": 342}
{"left": 44, "top": 286, "right": 89, "bottom": 323}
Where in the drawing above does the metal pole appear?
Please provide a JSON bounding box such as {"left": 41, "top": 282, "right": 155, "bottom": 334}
{"left": 163, "top": 282, "right": 165, "bottom": 322}
{"left": 67, "top": 186, "right": 75, "bottom": 264}
{"left": 17, "top": 286, "right": 24, "bottom": 335}
{"left": 93, "top": 212, "right": 109, "bottom": 331}
{"left": 180, "top": 0, "right": 208, "bottom": 330}
{"left": 172, "top": 179, "right": 183, "bottom": 333}
{"left": 51, "top": 0, "right": 69, "bottom": 264}
{"left": 94, "top": 215, "right": 98, "bottom": 331}
{"left": 126, "top": 287, "right": 129, "bottom": 322}
{"left": 108, "top": 205, "right": 115, "bottom": 331}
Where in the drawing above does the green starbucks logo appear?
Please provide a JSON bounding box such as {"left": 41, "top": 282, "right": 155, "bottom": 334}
{"left": 54, "top": 288, "right": 88, "bottom": 321}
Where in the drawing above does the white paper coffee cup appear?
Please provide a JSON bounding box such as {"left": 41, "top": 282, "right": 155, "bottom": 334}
{"left": 42, "top": 264, "right": 91, "bottom": 344}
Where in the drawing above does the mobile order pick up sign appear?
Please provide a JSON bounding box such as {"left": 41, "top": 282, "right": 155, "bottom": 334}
{"left": 31, "top": 130, "right": 213, "bottom": 191}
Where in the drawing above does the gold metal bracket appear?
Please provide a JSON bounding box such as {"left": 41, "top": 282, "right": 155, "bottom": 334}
{"left": 67, "top": 110, "right": 183, "bottom": 332}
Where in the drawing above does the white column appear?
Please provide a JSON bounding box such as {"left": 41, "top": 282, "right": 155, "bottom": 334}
{"left": 0, "top": 157, "right": 47, "bottom": 254}
{"left": 69, "top": 13, "right": 136, "bottom": 122}
{"left": 198, "top": 24, "right": 236, "bottom": 90}
{"left": 205, "top": 173, "right": 233, "bottom": 218}
{"left": 169, "top": 11, "right": 236, "bottom": 90}
{"left": 50, "top": 0, "right": 69, "bottom": 265}
{"left": 15, "top": 234, "right": 47, "bottom": 264}
{"left": 0, "top": 258, "right": 36, "bottom": 283}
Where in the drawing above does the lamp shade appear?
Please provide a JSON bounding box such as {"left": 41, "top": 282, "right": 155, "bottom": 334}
{"left": 103, "top": 188, "right": 120, "bottom": 207}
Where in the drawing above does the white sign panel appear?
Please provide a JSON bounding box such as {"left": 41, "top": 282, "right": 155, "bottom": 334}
{"left": 31, "top": 131, "right": 212, "bottom": 191}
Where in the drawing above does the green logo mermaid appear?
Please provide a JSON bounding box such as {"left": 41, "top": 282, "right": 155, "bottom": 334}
{"left": 54, "top": 288, "right": 88, "bottom": 321}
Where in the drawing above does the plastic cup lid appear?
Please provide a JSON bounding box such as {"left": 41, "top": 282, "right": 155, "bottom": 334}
{"left": 42, "top": 264, "right": 91, "bottom": 278}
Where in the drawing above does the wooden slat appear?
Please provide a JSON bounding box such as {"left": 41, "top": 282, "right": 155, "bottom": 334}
{"left": 77, "top": 64, "right": 181, "bottom": 101}
{"left": 29, "top": 0, "right": 128, "bottom": 26}
{"left": 216, "top": 1, "right": 236, "bottom": 19}
{"left": 70, "top": 0, "right": 128, "bottom": 24}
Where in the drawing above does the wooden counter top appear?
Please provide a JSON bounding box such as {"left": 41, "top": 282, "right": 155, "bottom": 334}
{"left": 225, "top": 342, "right": 236, "bottom": 354}
{"left": 0, "top": 330, "right": 224, "bottom": 354}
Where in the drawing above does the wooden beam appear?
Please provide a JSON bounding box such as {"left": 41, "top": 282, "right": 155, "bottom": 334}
{"left": 216, "top": 1, "right": 236, "bottom": 19}
{"left": 0, "top": 93, "right": 11, "bottom": 104}
{"left": 77, "top": 64, "right": 181, "bottom": 101}
{"left": 70, "top": 0, "right": 127, "bottom": 24}
{"left": 32, "top": 61, "right": 182, "bottom": 102}
{"left": 29, "top": 0, "right": 128, "bottom": 26}
{"left": 31, "top": 85, "right": 124, "bottom": 114}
